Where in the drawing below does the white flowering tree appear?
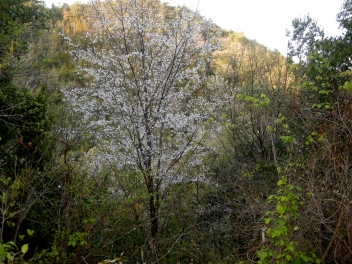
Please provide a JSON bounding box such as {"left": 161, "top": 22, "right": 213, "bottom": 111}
{"left": 64, "top": 0, "right": 217, "bottom": 250}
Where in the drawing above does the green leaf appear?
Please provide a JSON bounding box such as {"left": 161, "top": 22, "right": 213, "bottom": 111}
{"left": 8, "top": 241, "right": 16, "bottom": 247}
{"left": 259, "top": 250, "right": 268, "bottom": 259}
{"left": 272, "top": 229, "right": 281, "bottom": 238}
{"left": 0, "top": 244, "right": 6, "bottom": 261}
{"left": 278, "top": 219, "right": 286, "bottom": 226}
{"left": 280, "top": 135, "right": 293, "bottom": 144}
{"left": 281, "top": 196, "right": 288, "bottom": 202}
{"left": 236, "top": 94, "right": 243, "bottom": 100}
{"left": 9, "top": 211, "right": 16, "bottom": 218}
{"left": 27, "top": 229, "right": 34, "bottom": 236}
{"left": 6, "top": 252, "right": 13, "bottom": 261}
{"left": 285, "top": 244, "right": 295, "bottom": 252}
{"left": 266, "top": 125, "right": 273, "bottom": 131}
{"left": 343, "top": 81, "right": 352, "bottom": 90}
{"left": 21, "top": 244, "right": 28, "bottom": 254}
{"left": 276, "top": 205, "right": 286, "bottom": 215}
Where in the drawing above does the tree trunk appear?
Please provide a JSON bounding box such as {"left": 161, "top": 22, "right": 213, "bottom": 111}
{"left": 148, "top": 181, "right": 159, "bottom": 256}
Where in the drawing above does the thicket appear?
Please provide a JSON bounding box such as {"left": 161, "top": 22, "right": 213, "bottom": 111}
{"left": 0, "top": 0, "right": 351, "bottom": 263}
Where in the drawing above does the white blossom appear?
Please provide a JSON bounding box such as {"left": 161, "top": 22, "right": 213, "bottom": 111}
{"left": 64, "top": 0, "right": 219, "bottom": 187}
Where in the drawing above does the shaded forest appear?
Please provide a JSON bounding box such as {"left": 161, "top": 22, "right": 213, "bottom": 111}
{"left": 0, "top": 0, "right": 351, "bottom": 263}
